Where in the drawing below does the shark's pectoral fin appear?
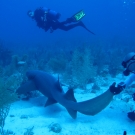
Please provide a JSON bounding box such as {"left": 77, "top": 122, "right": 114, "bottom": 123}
{"left": 66, "top": 108, "right": 77, "bottom": 119}
{"left": 45, "top": 98, "right": 57, "bottom": 107}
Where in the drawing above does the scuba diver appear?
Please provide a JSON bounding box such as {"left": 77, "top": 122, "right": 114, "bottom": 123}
{"left": 27, "top": 7, "right": 95, "bottom": 34}
{"left": 114, "top": 52, "right": 135, "bottom": 121}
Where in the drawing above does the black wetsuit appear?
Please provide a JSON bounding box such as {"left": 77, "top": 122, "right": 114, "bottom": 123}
{"left": 33, "top": 8, "right": 95, "bottom": 34}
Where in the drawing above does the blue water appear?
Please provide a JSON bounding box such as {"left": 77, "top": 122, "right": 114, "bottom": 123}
{"left": 0, "top": 0, "right": 135, "bottom": 56}
{"left": 0, "top": 1, "right": 135, "bottom": 133}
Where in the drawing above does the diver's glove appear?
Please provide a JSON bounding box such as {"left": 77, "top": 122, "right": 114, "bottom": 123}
{"left": 127, "top": 111, "right": 135, "bottom": 121}
{"left": 132, "top": 93, "right": 135, "bottom": 101}
{"left": 109, "top": 82, "right": 124, "bottom": 95}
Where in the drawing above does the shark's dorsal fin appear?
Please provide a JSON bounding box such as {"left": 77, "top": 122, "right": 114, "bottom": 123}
{"left": 64, "top": 88, "right": 77, "bottom": 102}
{"left": 45, "top": 98, "right": 57, "bottom": 107}
{"left": 55, "top": 78, "right": 63, "bottom": 93}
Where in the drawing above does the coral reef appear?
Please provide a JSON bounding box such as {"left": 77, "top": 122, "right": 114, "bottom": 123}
{"left": 48, "top": 123, "right": 62, "bottom": 133}
{"left": 0, "top": 67, "right": 22, "bottom": 134}
{"left": 23, "top": 126, "right": 34, "bottom": 135}
{"left": 0, "top": 76, "right": 18, "bottom": 134}
{"left": 63, "top": 47, "right": 97, "bottom": 89}
{"left": 46, "top": 54, "right": 68, "bottom": 73}
{"left": 0, "top": 43, "right": 12, "bottom": 67}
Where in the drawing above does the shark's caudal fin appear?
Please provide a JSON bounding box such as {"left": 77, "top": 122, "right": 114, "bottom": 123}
{"left": 64, "top": 88, "right": 77, "bottom": 119}
{"left": 63, "top": 88, "right": 113, "bottom": 119}
{"left": 77, "top": 89, "right": 114, "bottom": 116}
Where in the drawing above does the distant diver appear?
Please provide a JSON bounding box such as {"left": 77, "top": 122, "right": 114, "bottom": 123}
{"left": 27, "top": 7, "right": 95, "bottom": 34}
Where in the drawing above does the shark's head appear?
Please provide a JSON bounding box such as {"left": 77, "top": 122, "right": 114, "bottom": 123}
{"left": 16, "top": 86, "right": 28, "bottom": 95}
{"left": 16, "top": 70, "right": 38, "bottom": 95}
{"left": 16, "top": 78, "right": 37, "bottom": 99}
{"left": 16, "top": 80, "right": 37, "bottom": 101}
{"left": 16, "top": 83, "right": 30, "bottom": 100}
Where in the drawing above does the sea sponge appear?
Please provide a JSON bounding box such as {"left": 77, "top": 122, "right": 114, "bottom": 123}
{"left": 49, "top": 123, "right": 62, "bottom": 133}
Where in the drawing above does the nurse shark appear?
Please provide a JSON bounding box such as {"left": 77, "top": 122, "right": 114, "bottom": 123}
{"left": 16, "top": 70, "right": 114, "bottom": 119}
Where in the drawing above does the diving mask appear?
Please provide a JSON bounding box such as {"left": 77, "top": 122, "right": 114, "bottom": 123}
{"left": 27, "top": 10, "right": 34, "bottom": 18}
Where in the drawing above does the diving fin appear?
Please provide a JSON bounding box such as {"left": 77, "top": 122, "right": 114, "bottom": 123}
{"left": 72, "top": 10, "right": 86, "bottom": 22}
{"left": 66, "top": 10, "right": 85, "bottom": 23}
{"left": 79, "top": 21, "right": 95, "bottom": 35}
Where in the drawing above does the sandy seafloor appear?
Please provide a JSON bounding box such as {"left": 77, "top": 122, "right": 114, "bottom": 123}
{"left": 4, "top": 73, "right": 135, "bottom": 135}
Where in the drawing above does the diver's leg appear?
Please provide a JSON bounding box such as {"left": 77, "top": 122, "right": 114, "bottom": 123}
{"left": 58, "top": 21, "right": 95, "bottom": 34}
{"left": 58, "top": 21, "right": 87, "bottom": 31}
{"left": 58, "top": 23, "right": 80, "bottom": 31}
{"left": 51, "top": 21, "right": 75, "bottom": 30}
{"left": 59, "top": 18, "right": 74, "bottom": 25}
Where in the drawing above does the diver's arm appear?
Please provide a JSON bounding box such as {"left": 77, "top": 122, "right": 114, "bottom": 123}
{"left": 42, "top": 21, "right": 52, "bottom": 32}
{"left": 106, "top": 73, "right": 135, "bottom": 103}
{"left": 109, "top": 74, "right": 135, "bottom": 96}
{"left": 116, "top": 73, "right": 135, "bottom": 91}
{"left": 124, "top": 73, "right": 135, "bottom": 87}
{"left": 44, "top": 25, "right": 53, "bottom": 33}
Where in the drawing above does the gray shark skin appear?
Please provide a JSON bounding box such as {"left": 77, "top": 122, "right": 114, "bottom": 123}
{"left": 16, "top": 70, "right": 114, "bottom": 119}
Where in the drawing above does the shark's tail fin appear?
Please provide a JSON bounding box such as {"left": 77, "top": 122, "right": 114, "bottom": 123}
{"left": 64, "top": 88, "right": 77, "bottom": 119}
{"left": 77, "top": 89, "right": 114, "bottom": 116}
